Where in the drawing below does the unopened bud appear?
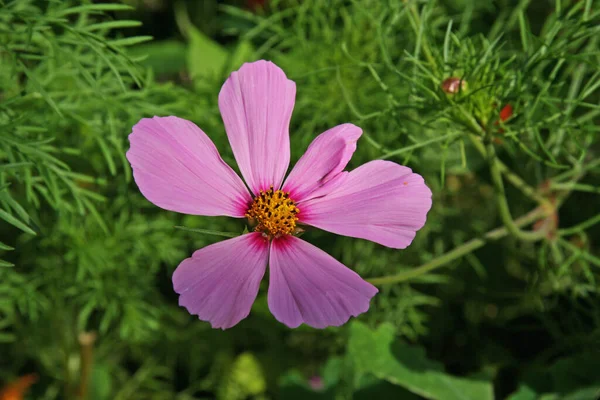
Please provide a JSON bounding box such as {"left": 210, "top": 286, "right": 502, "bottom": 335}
{"left": 499, "top": 104, "right": 513, "bottom": 122}
{"left": 0, "top": 374, "right": 38, "bottom": 399}
{"left": 441, "top": 77, "right": 467, "bottom": 94}
{"left": 494, "top": 104, "right": 514, "bottom": 135}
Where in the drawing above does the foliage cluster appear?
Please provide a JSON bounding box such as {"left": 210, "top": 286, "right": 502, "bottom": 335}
{"left": 1, "top": 0, "right": 599, "bottom": 399}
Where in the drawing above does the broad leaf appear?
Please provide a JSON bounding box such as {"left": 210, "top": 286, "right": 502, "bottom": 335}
{"left": 348, "top": 321, "right": 494, "bottom": 400}
{"left": 187, "top": 26, "right": 228, "bottom": 83}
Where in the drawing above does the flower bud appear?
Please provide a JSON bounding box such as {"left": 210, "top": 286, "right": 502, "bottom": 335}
{"left": 499, "top": 104, "right": 513, "bottom": 122}
{"left": 441, "top": 77, "right": 467, "bottom": 94}
{"left": 0, "top": 374, "right": 38, "bottom": 400}
{"left": 247, "top": 0, "right": 267, "bottom": 10}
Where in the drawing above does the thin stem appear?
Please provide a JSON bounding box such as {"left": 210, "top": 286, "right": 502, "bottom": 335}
{"left": 559, "top": 238, "right": 600, "bottom": 268}
{"left": 458, "top": 104, "right": 552, "bottom": 208}
{"left": 486, "top": 140, "right": 548, "bottom": 241}
{"left": 472, "top": 135, "right": 551, "bottom": 207}
{"left": 368, "top": 144, "right": 596, "bottom": 286}
{"left": 173, "top": 0, "right": 193, "bottom": 40}
{"left": 559, "top": 212, "right": 600, "bottom": 236}
{"left": 368, "top": 207, "right": 546, "bottom": 285}
{"left": 380, "top": 132, "right": 460, "bottom": 159}
{"left": 403, "top": 0, "right": 438, "bottom": 74}
{"left": 551, "top": 157, "right": 600, "bottom": 182}
{"left": 77, "top": 332, "right": 97, "bottom": 400}
{"left": 550, "top": 182, "right": 600, "bottom": 194}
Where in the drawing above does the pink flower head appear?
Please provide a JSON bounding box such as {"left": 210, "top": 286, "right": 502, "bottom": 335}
{"left": 309, "top": 375, "right": 325, "bottom": 391}
{"left": 126, "top": 60, "right": 432, "bottom": 329}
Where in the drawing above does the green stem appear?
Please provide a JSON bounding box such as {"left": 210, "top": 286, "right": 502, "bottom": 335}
{"left": 559, "top": 212, "right": 600, "bottom": 236}
{"left": 369, "top": 126, "right": 596, "bottom": 286}
{"left": 77, "top": 332, "right": 97, "bottom": 400}
{"left": 380, "top": 132, "right": 460, "bottom": 159}
{"left": 486, "top": 140, "right": 548, "bottom": 241}
{"left": 551, "top": 157, "right": 600, "bottom": 182}
{"left": 368, "top": 148, "right": 595, "bottom": 286}
{"left": 474, "top": 135, "right": 551, "bottom": 207}
{"left": 559, "top": 238, "right": 600, "bottom": 267}
{"left": 174, "top": 0, "right": 193, "bottom": 40}
{"left": 404, "top": 0, "right": 438, "bottom": 74}
{"left": 368, "top": 207, "right": 546, "bottom": 285}
{"left": 550, "top": 182, "right": 600, "bottom": 194}
{"left": 457, "top": 104, "right": 552, "bottom": 208}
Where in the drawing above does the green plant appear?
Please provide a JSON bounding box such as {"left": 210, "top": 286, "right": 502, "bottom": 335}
{"left": 2, "top": 0, "right": 600, "bottom": 399}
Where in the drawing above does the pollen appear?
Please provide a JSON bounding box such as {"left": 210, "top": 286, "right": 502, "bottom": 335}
{"left": 246, "top": 187, "right": 299, "bottom": 237}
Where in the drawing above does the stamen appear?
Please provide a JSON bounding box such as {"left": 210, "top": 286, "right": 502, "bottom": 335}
{"left": 245, "top": 189, "right": 300, "bottom": 237}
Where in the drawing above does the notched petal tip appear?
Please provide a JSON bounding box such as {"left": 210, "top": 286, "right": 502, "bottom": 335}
{"left": 268, "top": 236, "right": 378, "bottom": 329}
{"left": 219, "top": 60, "right": 296, "bottom": 195}
{"left": 126, "top": 115, "right": 251, "bottom": 217}
{"left": 173, "top": 233, "right": 269, "bottom": 330}
{"left": 300, "top": 160, "right": 433, "bottom": 249}
{"left": 233, "top": 59, "right": 292, "bottom": 80}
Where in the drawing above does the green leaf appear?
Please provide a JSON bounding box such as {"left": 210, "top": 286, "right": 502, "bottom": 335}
{"left": 129, "top": 40, "right": 187, "bottom": 75}
{"left": 549, "top": 353, "right": 600, "bottom": 393}
{"left": 509, "top": 352, "right": 600, "bottom": 399}
{"left": 0, "top": 241, "right": 14, "bottom": 251}
{"left": 348, "top": 322, "right": 494, "bottom": 400}
{"left": 279, "top": 370, "right": 335, "bottom": 400}
{"left": 109, "top": 36, "right": 154, "bottom": 47}
{"left": 0, "top": 332, "right": 16, "bottom": 342}
{"left": 229, "top": 40, "right": 255, "bottom": 71}
{"left": 219, "top": 352, "right": 267, "bottom": 399}
{"left": 56, "top": 4, "right": 133, "bottom": 16}
{"left": 85, "top": 20, "right": 142, "bottom": 31}
{"left": 355, "top": 381, "right": 422, "bottom": 400}
{"left": 508, "top": 385, "right": 600, "bottom": 400}
{"left": 0, "top": 209, "right": 36, "bottom": 235}
{"left": 0, "top": 162, "right": 34, "bottom": 171}
{"left": 562, "top": 386, "right": 600, "bottom": 400}
{"left": 90, "top": 364, "right": 112, "bottom": 400}
{"left": 507, "top": 385, "right": 537, "bottom": 400}
{"left": 321, "top": 356, "right": 343, "bottom": 388}
{"left": 186, "top": 26, "right": 228, "bottom": 83}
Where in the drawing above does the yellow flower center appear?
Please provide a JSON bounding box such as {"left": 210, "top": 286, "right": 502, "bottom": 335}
{"left": 246, "top": 187, "right": 299, "bottom": 237}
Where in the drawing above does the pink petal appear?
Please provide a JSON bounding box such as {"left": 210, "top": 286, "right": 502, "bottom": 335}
{"left": 127, "top": 116, "right": 252, "bottom": 217}
{"left": 218, "top": 60, "right": 296, "bottom": 194}
{"left": 300, "top": 160, "right": 432, "bottom": 249}
{"left": 268, "top": 235, "right": 378, "bottom": 329}
{"left": 173, "top": 233, "right": 269, "bottom": 329}
{"left": 282, "top": 124, "right": 362, "bottom": 202}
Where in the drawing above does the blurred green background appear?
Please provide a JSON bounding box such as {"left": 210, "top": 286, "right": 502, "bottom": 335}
{"left": 1, "top": 0, "right": 600, "bottom": 399}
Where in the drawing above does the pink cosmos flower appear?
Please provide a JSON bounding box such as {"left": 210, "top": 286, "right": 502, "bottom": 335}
{"left": 126, "top": 60, "right": 432, "bottom": 330}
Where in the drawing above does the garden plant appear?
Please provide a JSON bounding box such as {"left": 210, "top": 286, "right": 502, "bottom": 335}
{"left": 1, "top": 0, "right": 600, "bottom": 399}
